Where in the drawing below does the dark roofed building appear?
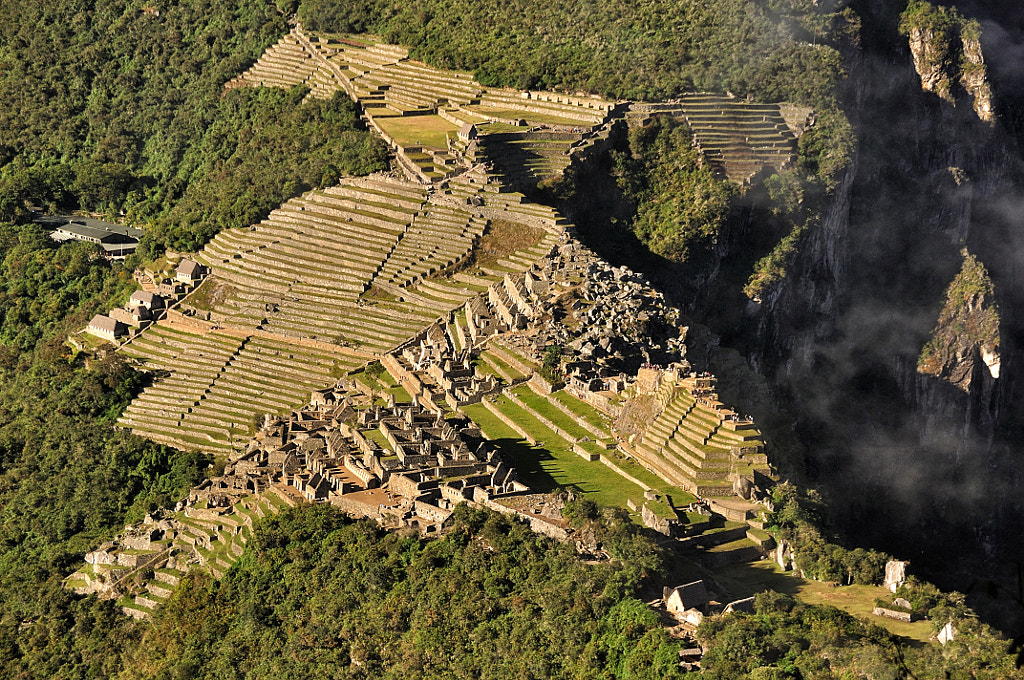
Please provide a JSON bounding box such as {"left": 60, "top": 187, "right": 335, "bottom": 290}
{"left": 87, "top": 314, "right": 126, "bottom": 342}
{"left": 458, "top": 123, "right": 478, "bottom": 142}
{"left": 664, "top": 580, "right": 710, "bottom": 615}
{"left": 40, "top": 216, "right": 143, "bottom": 258}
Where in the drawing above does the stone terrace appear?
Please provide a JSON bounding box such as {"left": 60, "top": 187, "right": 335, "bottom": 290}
{"left": 676, "top": 94, "right": 803, "bottom": 184}
{"left": 632, "top": 373, "right": 771, "bottom": 499}
{"left": 119, "top": 169, "right": 568, "bottom": 456}
{"left": 118, "top": 323, "right": 356, "bottom": 455}
{"left": 226, "top": 29, "right": 323, "bottom": 97}
{"left": 229, "top": 25, "right": 616, "bottom": 185}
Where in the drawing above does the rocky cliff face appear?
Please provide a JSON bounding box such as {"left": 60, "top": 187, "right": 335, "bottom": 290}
{"left": 959, "top": 33, "right": 995, "bottom": 123}
{"left": 904, "top": 3, "right": 994, "bottom": 123}
{"left": 912, "top": 251, "right": 1000, "bottom": 449}
{"left": 917, "top": 251, "right": 1000, "bottom": 392}
{"left": 748, "top": 160, "right": 855, "bottom": 379}
{"left": 740, "top": 0, "right": 1024, "bottom": 631}
{"left": 907, "top": 26, "right": 959, "bottom": 101}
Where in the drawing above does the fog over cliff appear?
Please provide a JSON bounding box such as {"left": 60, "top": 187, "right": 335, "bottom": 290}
{"left": 740, "top": 0, "right": 1024, "bottom": 633}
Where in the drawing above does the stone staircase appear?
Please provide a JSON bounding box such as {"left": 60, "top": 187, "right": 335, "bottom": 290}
{"left": 633, "top": 383, "right": 769, "bottom": 498}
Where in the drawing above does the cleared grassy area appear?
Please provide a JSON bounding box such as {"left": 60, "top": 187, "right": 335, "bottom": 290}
{"left": 463, "top": 400, "right": 646, "bottom": 511}
{"left": 362, "top": 428, "right": 392, "bottom": 452}
{"left": 715, "top": 560, "right": 937, "bottom": 645}
{"left": 550, "top": 390, "right": 610, "bottom": 432}
{"left": 468, "top": 106, "right": 595, "bottom": 126}
{"left": 494, "top": 344, "right": 539, "bottom": 371}
{"left": 373, "top": 384, "right": 411, "bottom": 406}
{"left": 375, "top": 114, "right": 458, "bottom": 149}
{"left": 479, "top": 351, "right": 525, "bottom": 380}
{"left": 467, "top": 219, "right": 545, "bottom": 269}
{"left": 512, "top": 385, "right": 592, "bottom": 440}
{"left": 389, "top": 384, "right": 411, "bottom": 402}
{"left": 472, "top": 356, "right": 501, "bottom": 379}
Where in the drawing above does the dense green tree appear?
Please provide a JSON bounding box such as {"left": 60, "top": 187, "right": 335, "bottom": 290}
{"left": 0, "top": 218, "right": 210, "bottom": 679}
{"left": 611, "top": 116, "right": 737, "bottom": 263}
{"left": 119, "top": 504, "right": 686, "bottom": 679}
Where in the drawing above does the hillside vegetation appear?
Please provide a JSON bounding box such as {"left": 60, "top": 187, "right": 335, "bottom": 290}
{"left": 297, "top": 0, "right": 849, "bottom": 106}
{"left": 116, "top": 504, "right": 685, "bottom": 679}
{"left": 0, "top": 0, "right": 384, "bottom": 251}
{"left": 0, "top": 224, "right": 209, "bottom": 677}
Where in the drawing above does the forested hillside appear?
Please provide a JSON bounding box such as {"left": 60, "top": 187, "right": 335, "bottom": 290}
{"left": 0, "top": 0, "right": 386, "bottom": 251}
{"left": 0, "top": 222, "right": 209, "bottom": 676}
{"left": 0, "top": 1, "right": 383, "bottom": 674}
{"left": 297, "top": 0, "right": 849, "bottom": 106}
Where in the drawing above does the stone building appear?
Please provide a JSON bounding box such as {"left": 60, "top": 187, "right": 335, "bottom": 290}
{"left": 87, "top": 314, "right": 126, "bottom": 341}
{"left": 129, "top": 290, "right": 165, "bottom": 311}
{"left": 176, "top": 258, "right": 206, "bottom": 285}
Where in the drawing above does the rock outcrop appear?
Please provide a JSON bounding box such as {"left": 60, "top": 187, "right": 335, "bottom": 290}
{"left": 917, "top": 250, "right": 1000, "bottom": 392}
{"left": 902, "top": 1, "right": 994, "bottom": 123}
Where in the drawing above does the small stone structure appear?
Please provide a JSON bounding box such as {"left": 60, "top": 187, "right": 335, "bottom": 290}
{"left": 884, "top": 560, "right": 908, "bottom": 593}
{"left": 664, "top": 580, "right": 711, "bottom": 626}
{"left": 176, "top": 258, "right": 206, "bottom": 285}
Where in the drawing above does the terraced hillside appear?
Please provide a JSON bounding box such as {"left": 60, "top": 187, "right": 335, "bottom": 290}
{"left": 118, "top": 324, "right": 357, "bottom": 455}
{"left": 67, "top": 491, "right": 291, "bottom": 620}
{"left": 118, "top": 170, "right": 564, "bottom": 455}
{"left": 228, "top": 26, "right": 613, "bottom": 183}
{"left": 225, "top": 29, "right": 324, "bottom": 98}
{"left": 193, "top": 175, "right": 508, "bottom": 351}
{"left": 476, "top": 130, "right": 584, "bottom": 188}
{"left": 633, "top": 375, "right": 770, "bottom": 497}
{"left": 233, "top": 27, "right": 611, "bottom": 126}
{"left": 676, "top": 94, "right": 804, "bottom": 184}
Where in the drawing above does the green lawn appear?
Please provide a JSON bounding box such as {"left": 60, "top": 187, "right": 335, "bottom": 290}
{"left": 512, "top": 385, "right": 593, "bottom": 441}
{"left": 468, "top": 106, "right": 596, "bottom": 126}
{"left": 715, "top": 560, "right": 937, "bottom": 645}
{"left": 375, "top": 114, "right": 458, "bottom": 149}
{"left": 478, "top": 351, "right": 524, "bottom": 380}
{"left": 362, "top": 428, "right": 392, "bottom": 452}
{"left": 494, "top": 344, "right": 539, "bottom": 371}
{"left": 472, "top": 356, "right": 501, "bottom": 379}
{"left": 550, "top": 390, "right": 610, "bottom": 431}
{"left": 389, "top": 384, "right": 411, "bottom": 402}
{"left": 463, "top": 400, "right": 646, "bottom": 511}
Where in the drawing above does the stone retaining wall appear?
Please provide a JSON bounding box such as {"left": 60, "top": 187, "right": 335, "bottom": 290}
{"left": 482, "top": 399, "right": 536, "bottom": 445}
{"left": 505, "top": 391, "right": 578, "bottom": 444}
{"left": 873, "top": 607, "right": 913, "bottom": 623}
{"left": 542, "top": 390, "right": 606, "bottom": 437}
{"left": 474, "top": 494, "right": 568, "bottom": 541}
{"left": 598, "top": 455, "right": 651, "bottom": 491}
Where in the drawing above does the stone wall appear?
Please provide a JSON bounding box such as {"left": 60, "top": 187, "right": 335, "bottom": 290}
{"left": 641, "top": 503, "right": 679, "bottom": 537}
{"left": 543, "top": 392, "right": 606, "bottom": 438}
{"left": 482, "top": 399, "right": 536, "bottom": 445}
{"left": 505, "top": 391, "right": 578, "bottom": 444}
{"left": 872, "top": 606, "right": 913, "bottom": 623}
{"left": 474, "top": 493, "right": 569, "bottom": 541}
